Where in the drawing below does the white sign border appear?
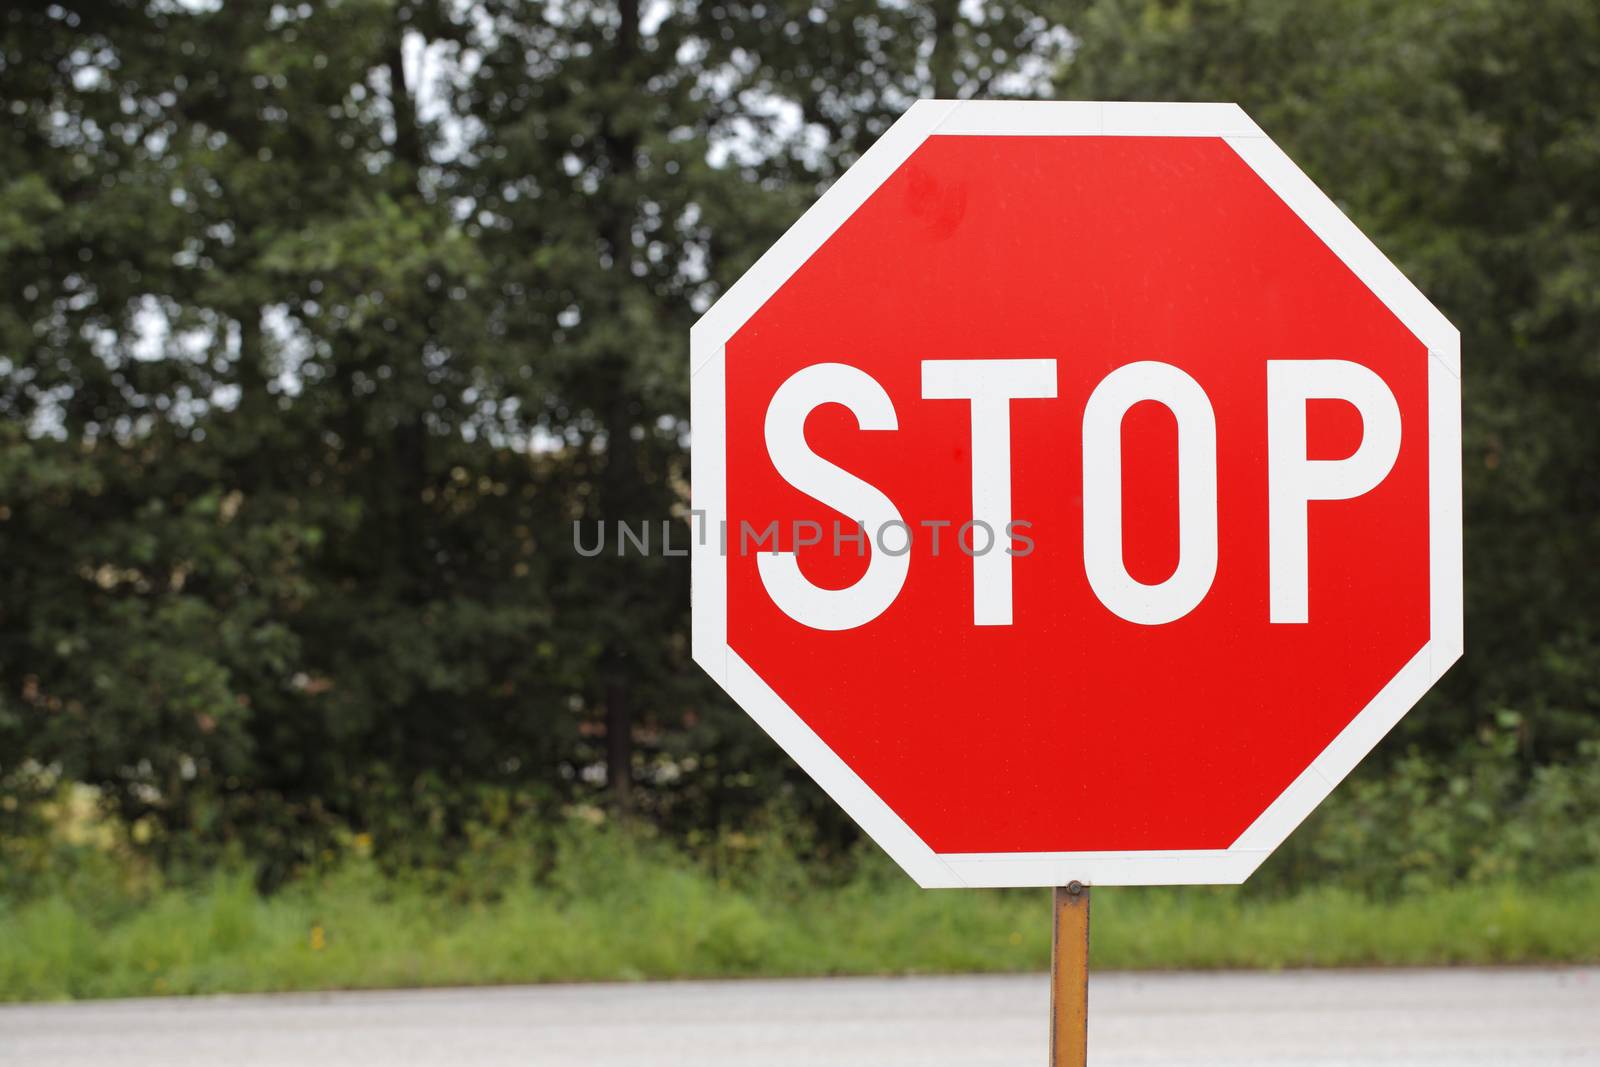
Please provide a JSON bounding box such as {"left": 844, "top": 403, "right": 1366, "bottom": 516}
{"left": 690, "top": 100, "right": 1462, "bottom": 888}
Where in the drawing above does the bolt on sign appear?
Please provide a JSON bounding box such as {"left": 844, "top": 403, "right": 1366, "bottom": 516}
{"left": 690, "top": 101, "right": 1462, "bottom": 891}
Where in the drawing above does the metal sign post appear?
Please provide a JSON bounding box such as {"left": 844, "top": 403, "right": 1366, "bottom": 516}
{"left": 1050, "top": 882, "right": 1090, "bottom": 1067}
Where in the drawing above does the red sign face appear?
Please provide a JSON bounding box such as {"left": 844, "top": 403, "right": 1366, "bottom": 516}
{"left": 691, "top": 102, "right": 1461, "bottom": 888}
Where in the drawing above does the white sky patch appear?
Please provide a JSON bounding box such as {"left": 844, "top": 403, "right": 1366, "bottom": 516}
{"left": 640, "top": 0, "right": 672, "bottom": 37}
{"left": 264, "top": 304, "right": 311, "bottom": 398}
{"left": 958, "top": 0, "right": 988, "bottom": 22}
{"left": 708, "top": 92, "right": 809, "bottom": 169}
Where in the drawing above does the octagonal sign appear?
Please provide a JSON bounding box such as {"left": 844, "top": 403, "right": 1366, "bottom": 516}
{"left": 690, "top": 101, "right": 1462, "bottom": 888}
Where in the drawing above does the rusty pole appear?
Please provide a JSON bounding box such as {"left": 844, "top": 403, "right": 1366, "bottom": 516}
{"left": 1049, "top": 881, "right": 1091, "bottom": 1067}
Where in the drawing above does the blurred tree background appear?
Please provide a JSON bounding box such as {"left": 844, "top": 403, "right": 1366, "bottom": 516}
{"left": 1, "top": 0, "right": 1596, "bottom": 896}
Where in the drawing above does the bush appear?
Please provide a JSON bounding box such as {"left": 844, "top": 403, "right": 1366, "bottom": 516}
{"left": 1259, "top": 720, "right": 1600, "bottom": 896}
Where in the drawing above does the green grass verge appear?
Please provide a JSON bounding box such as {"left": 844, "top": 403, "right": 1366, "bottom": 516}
{"left": 4, "top": 840, "right": 1598, "bottom": 1002}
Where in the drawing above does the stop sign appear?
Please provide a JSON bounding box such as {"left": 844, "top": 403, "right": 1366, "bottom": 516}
{"left": 690, "top": 101, "right": 1461, "bottom": 888}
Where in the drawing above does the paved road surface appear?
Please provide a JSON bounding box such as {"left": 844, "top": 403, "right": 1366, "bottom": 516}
{"left": 2, "top": 968, "right": 1597, "bottom": 1065}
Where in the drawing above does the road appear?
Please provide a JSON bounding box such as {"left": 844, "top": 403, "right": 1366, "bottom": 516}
{"left": 2, "top": 968, "right": 1597, "bottom": 1066}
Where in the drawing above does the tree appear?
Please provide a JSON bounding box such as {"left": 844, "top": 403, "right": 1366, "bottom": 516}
{"left": 40, "top": 0, "right": 1596, "bottom": 877}
{"left": 1058, "top": 0, "right": 1600, "bottom": 758}
{"left": 1, "top": 1, "right": 571, "bottom": 874}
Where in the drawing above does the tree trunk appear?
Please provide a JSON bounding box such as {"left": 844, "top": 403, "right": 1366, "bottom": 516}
{"left": 599, "top": 392, "right": 640, "bottom": 812}
{"left": 600, "top": 0, "right": 642, "bottom": 813}
{"left": 929, "top": 0, "right": 960, "bottom": 98}
{"left": 604, "top": 677, "right": 634, "bottom": 812}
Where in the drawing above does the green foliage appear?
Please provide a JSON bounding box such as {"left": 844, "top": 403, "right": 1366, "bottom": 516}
{"left": 3, "top": 819, "right": 1598, "bottom": 1002}
{"left": 1259, "top": 724, "right": 1600, "bottom": 896}
{"left": 1, "top": 0, "right": 1596, "bottom": 894}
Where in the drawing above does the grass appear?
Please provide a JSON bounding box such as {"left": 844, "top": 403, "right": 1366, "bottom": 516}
{"left": 3, "top": 831, "right": 1598, "bottom": 1003}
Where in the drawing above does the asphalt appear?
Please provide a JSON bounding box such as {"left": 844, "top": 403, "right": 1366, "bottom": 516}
{"left": 2, "top": 967, "right": 1597, "bottom": 1065}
